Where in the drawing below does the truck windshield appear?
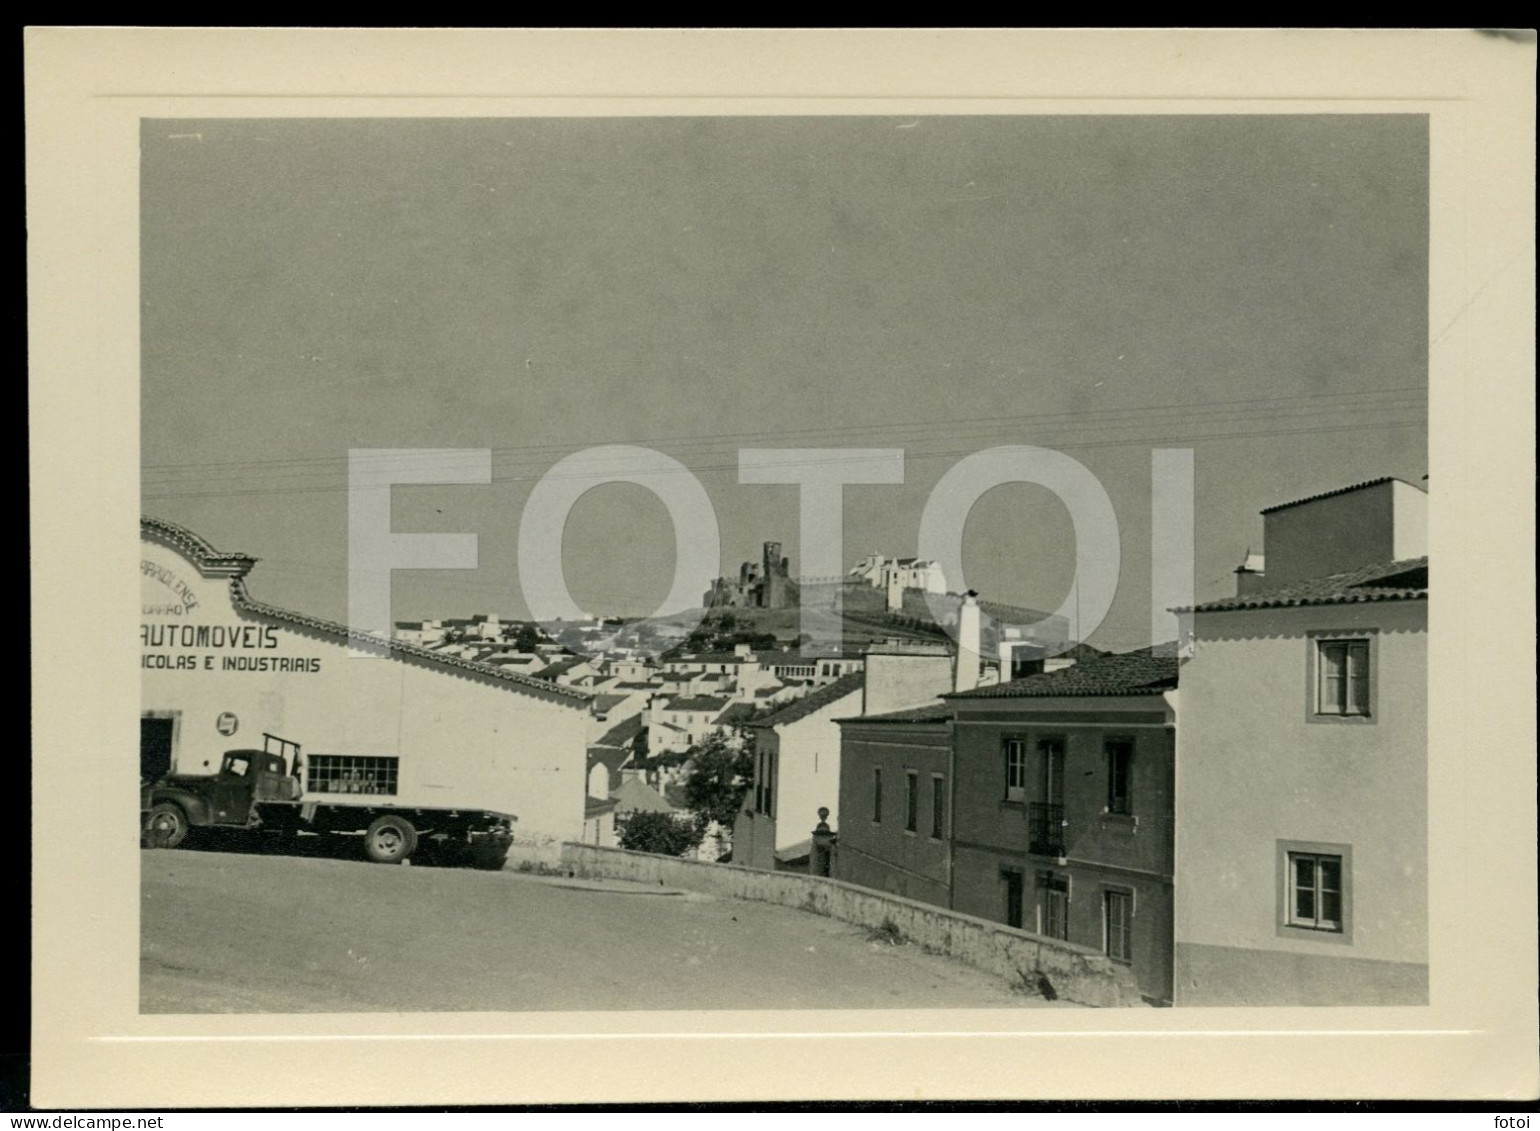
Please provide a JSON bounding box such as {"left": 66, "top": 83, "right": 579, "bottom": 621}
{"left": 225, "top": 755, "right": 250, "bottom": 777}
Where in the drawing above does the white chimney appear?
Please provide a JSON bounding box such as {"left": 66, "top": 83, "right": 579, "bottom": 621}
{"left": 955, "top": 592, "right": 981, "bottom": 693}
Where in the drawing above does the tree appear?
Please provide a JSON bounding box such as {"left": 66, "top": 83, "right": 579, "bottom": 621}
{"left": 642, "top": 743, "right": 691, "bottom": 773}
{"left": 513, "top": 623, "right": 544, "bottom": 652}
{"left": 616, "top": 810, "right": 706, "bottom": 857}
{"left": 680, "top": 732, "right": 755, "bottom": 848}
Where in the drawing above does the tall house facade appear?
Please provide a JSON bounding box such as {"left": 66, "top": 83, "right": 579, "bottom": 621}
{"left": 1173, "top": 478, "right": 1429, "bottom": 1006}
{"left": 834, "top": 705, "right": 954, "bottom": 908}
{"left": 944, "top": 652, "right": 1179, "bottom": 1006}
{"left": 732, "top": 674, "right": 864, "bottom": 870}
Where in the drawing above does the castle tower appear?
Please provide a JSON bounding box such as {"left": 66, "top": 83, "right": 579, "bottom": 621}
{"left": 762, "top": 541, "right": 787, "bottom": 609}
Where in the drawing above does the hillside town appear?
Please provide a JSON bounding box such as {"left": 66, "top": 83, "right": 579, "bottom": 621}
{"left": 139, "top": 472, "right": 1428, "bottom": 1009}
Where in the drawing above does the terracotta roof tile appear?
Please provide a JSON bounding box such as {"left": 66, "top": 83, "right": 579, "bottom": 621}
{"left": 946, "top": 648, "right": 1178, "bottom": 700}
{"left": 1259, "top": 476, "right": 1418, "bottom": 514}
{"left": 663, "top": 695, "right": 730, "bottom": 712}
{"left": 609, "top": 777, "right": 678, "bottom": 815}
{"left": 1185, "top": 557, "right": 1428, "bottom": 613}
{"left": 535, "top": 655, "right": 592, "bottom": 679}
{"left": 713, "top": 702, "right": 761, "bottom": 726}
{"left": 748, "top": 673, "right": 865, "bottom": 728}
{"left": 592, "top": 714, "right": 644, "bottom": 749}
{"left": 837, "top": 702, "right": 952, "bottom": 725}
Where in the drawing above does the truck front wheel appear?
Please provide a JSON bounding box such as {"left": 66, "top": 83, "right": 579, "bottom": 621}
{"left": 364, "top": 815, "right": 418, "bottom": 864}
{"left": 145, "top": 803, "right": 189, "bottom": 849}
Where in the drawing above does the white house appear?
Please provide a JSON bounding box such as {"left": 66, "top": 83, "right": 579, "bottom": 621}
{"left": 1173, "top": 478, "right": 1429, "bottom": 1006}
{"left": 140, "top": 517, "right": 593, "bottom": 854}
{"left": 731, "top": 673, "right": 866, "bottom": 871}
{"left": 848, "top": 553, "right": 948, "bottom": 595}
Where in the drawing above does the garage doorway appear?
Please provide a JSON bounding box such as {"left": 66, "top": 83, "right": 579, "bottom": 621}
{"left": 141, "top": 713, "right": 177, "bottom": 783}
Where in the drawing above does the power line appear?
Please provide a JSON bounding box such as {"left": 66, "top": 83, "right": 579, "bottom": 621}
{"left": 141, "top": 396, "right": 1428, "bottom": 490}
{"left": 143, "top": 415, "right": 1426, "bottom": 502}
{"left": 141, "top": 384, "right": 1427, "bottom": 478}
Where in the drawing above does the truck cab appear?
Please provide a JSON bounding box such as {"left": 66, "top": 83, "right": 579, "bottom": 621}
{"left": 206, "top": 749, "right": 301, "bottom": 821}
{"left": 142, "top": 739, "right": 300, "bottom": 846}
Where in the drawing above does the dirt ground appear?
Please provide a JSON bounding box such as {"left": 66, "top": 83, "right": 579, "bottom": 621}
{"left": 140, "top": 846, "right": 1073, "bottom": 1013}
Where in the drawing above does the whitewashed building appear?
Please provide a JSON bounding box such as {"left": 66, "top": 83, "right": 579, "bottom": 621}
{"left": 1174, "top": 478, "right": 1429, "bottom": 1005}
{"left": 140, "top": 517, "right": 593, "bottom": 853}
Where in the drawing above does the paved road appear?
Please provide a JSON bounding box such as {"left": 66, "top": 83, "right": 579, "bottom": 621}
{"left": 141, "top": 848, "right": 1069, "bottom": 1013}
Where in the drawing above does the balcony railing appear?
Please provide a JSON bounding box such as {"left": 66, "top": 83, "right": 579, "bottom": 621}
{"left": 1028, "top": 802, "right": 1066, "bottom": 857}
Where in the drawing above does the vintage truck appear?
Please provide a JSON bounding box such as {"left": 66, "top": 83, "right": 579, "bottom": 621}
{"left": 140, "top": 733, "right": 514, "bottom": 868}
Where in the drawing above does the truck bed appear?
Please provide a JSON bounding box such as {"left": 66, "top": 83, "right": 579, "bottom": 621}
{"left": 253, "top": 800, "right": 512, "bottom": 834}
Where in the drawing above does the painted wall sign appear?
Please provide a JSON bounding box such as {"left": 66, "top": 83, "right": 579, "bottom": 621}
{"left": 216, "top": 712, "right": 239, "bottom": 736}
{"left": 139, "top": 653, "right": 322, "bottom": 673}
{"left": 140, "top": 622, "right": 323, "bottom": 674}
{"left": 141, "top": 624, "right": 280, "bottom": 650}
{"left": 141, "top": 559, "right": 200, "bottom": 616}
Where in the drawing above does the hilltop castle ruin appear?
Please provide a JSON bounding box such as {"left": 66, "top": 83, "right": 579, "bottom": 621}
{"left": 702, "top": 541, "right": 796, "bottom": 610}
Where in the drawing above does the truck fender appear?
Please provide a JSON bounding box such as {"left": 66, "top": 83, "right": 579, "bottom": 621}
{"left": 145, "top": 787, "right": 213, "bottom": 828}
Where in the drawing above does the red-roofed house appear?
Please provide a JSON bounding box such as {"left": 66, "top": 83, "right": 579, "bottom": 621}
{"left": 942, "top": 648, "right": 1179, "bottom": 1005}
{"left": 1173, "top": 479, "right": 1429, "bottom": 1006}
{"left": 833, "top": 703, "right": 955, "bottom": 907}
{"left": 732, "top": 674, "right": 866, "bottom": 871}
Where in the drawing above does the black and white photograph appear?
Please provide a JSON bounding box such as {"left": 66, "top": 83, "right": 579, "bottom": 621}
{"left": 134, "top": 110, "right": 1431, "bottom": 1014}
{"left": 26, "top": 27, "right": 1537, "bottom": 1109}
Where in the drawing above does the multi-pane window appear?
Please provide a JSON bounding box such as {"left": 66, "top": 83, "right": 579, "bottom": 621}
{"left": 1316, "top": 639, "right": 1371, "bottom": 717}
{"left": 930, "top": 774, "right": 946, "bottom": 839}
{"left": 872, "top": 767, "right": 883, "bottom": 823}
{"left": 904, "top": 770, "right": 919, "bottom": 832}
{"left": 1038, "top": 871, "right": 1069, "bottom": 941}
{"left": 307, "top": 755, "right": 399, "bottom": 796}
{"left": 1104, "top": 890, "right": 1133, "bottom": 963}
{"left": 1105, "top": 738, "right": 1133, "bottom": 815}
{"left": 1288, "top": 852, "right": 1344, "bottom": 932}
{"left": 1004, "top": 738, "right": 1026, "bottom": 801}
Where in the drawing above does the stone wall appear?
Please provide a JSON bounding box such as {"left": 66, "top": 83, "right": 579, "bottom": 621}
{"left": 559, "top": 843, "right": 1146, "bottom": 1008}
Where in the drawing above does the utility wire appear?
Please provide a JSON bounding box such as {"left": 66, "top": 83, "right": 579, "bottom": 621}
{"left": 143, "top": 415, "right": 1425, "bottom": 501}
{"left": 141, "top": 384, "right": 1427, "bottom": 478}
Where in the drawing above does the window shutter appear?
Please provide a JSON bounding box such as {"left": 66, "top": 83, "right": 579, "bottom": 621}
{"left": 1346, "top": 642, "right": 1370, "bottom": 715}
{"left": 1319, "top": 642, "right": 1346, "bottom": 713}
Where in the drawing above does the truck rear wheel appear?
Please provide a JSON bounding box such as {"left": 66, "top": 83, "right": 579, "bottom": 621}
{"left": 145, "top": 803, "right": 189, "bottom": 849}
{"left": 364, "top": 815, "right": 418, "bottom": 864}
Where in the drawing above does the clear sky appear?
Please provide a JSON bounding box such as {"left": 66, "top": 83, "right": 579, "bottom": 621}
{"left": 141, "top": 115, "right": 1428, "bottom": 649}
